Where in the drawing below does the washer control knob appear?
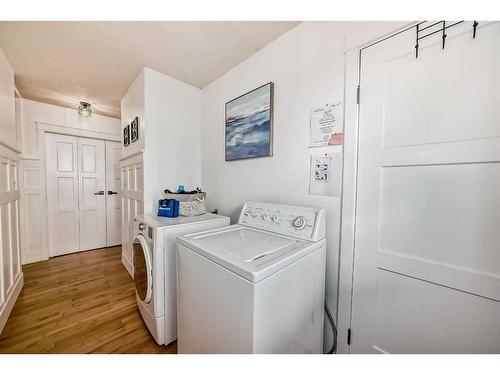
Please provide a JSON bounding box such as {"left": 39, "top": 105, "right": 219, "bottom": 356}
{"left": 252, "top": 212, "right": 259, "bottom": 218}
{"left": 138, "top": 223, "right": 146, "bottom": 231}
{"left": 262, "top": 214, "right": 270, "bottom": 221}
{"left": 272, "top": 215, "right": 280, "bottom": 224}
{"left": 244, "top": 210, "right": 252, "bottom": 217}
{"left": 291, "top": 216, "right": 306, "bottom": 230}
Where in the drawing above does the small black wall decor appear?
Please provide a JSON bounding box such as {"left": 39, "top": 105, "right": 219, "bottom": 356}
{"left": 131, "top": 117, "right": 139, "bottom": 143}
{"left": 123, "top": 125, "right": 130, "bottom": 146}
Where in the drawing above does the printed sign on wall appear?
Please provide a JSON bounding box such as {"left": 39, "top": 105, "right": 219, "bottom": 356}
{"left": 309, "top": 151, "right": 342, "bottom": 197}
{"left": 310, "top": 102, "right": 343, "bottom": 147}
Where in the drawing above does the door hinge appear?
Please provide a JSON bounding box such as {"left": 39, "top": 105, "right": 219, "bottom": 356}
{"left": 356, "top": 85, "right": 360, "bottom": 104}
{"left": 347, "top": 328, "right": 352, "bottom": 345}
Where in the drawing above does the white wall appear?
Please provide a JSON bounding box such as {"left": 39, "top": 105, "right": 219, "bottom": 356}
{"left": 144, "top": 68, "right": 202, "bottom": 214}
{"left": 121, "top": 70, "right": 145, "bottom": 160}
{"left": 201, "top": 22, "right": 356, "bottom": 332}
{"left": 21, "top": 99, "right": 121, "bottom": 159}
{"left": 200, "top": 22, "right": 414, "bottom": 352}
{"left": 0, "top": 48, "right": 16, "bottom": 150}
{"left": 120, "top": 68, "right": 202, "bottom": 214}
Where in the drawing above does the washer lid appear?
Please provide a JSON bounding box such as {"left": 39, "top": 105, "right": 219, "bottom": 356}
{"left": 196, "top": 227, "right": 296, "bottom": 262}
{"left": 178, "top": 225, "right": 325, "bottom": 283}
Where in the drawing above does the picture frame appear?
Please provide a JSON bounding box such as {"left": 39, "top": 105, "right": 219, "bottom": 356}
{"left": 123, "top": 124, "right": 130, "bottom": 147}
{"left": 130, "top": 117, "right": 139, "bottom": 143}
{"left": 225, "top": 82, "right": 274, "bottom": 161}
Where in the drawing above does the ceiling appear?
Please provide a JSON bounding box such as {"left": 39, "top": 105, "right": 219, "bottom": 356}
{"left": 0, "top": 21, "right": 299, "bottom": 118}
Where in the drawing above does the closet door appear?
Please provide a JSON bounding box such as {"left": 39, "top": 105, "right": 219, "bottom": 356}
{"left": 46, "top": 133, "right": 79, "bottom": 257}
{"left": 105, "top": 141, "right": 122, "bottom": 247}
{"left": 78, "top": 138, "right": 106, "bottom": 251}
{"left": 0, "top": 152, "right": 22, "bottom": 334}
{"left": 350, "top": 22, "right": 500, "bottom": 353}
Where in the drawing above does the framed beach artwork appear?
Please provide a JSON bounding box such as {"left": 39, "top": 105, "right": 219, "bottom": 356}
{"left": 225, "top": 82, "right": 274, "bottom": 161}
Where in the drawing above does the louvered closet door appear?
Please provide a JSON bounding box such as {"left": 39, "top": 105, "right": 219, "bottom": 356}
{"left": 78, "top": 138, "right": 106, "bottom": 251}
{"left": 350, "top": 21, "right": 500, "bottom": 353}
{"left": 46, "top": 133, "right": 80, "bottom": 257}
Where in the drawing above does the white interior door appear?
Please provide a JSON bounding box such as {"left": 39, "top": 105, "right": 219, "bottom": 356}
{"left": 78, "top": 137, "right": 106, "bottom": 251}
{"left": 105, "top": 141, "right": 122, "bottom": 247}
{"left": 351, "top": 21, "right": 500, "bottom": 353}
{"left": 46, "top": 133, "right": 79, "bottom": 256}
{"left": 0, "top": 150, "right": 22, "bottom": 334}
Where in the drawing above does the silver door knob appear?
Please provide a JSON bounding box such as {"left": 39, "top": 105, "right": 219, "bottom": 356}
{"left": 94, "top": 190, "right": 104, "bottom": 195}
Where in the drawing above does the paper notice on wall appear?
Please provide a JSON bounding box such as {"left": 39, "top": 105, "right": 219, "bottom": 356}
{"left": 309, "top": 151, "right": 342, "bottom": 197}
{"left": 310, "top": 102, "right": 343, "bottom": 147}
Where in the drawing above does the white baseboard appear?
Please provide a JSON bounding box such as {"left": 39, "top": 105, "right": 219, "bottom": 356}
{"left": 0, "top": 272, "right": 24, "bottom": 334}
{"left": 122, "top": 252, "right": 134, "bottom": 279}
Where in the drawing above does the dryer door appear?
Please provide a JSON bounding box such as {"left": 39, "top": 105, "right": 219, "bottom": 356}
{"left": 133, "top": 234, "right": 152, "bottom": 303}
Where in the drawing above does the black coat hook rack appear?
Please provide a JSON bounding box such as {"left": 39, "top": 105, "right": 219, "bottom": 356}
{"left": 415, "top": 21, "right": 479, "bottom": 58}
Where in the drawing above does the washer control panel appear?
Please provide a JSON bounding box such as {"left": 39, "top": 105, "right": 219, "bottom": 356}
{"left": 238, "top": 201, "right": 325, "bottom": 241}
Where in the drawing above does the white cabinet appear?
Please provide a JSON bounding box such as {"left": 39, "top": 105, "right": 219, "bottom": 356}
{"left": 120, "top": 153, "right": 144, "bottom": 276}
{"left": 0, "top": 146, "right": 23, "bottom": 334}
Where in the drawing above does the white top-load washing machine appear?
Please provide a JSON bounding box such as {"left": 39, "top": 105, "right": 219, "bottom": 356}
{"left": 176, "top": 201, "right": 327, "bottom": 353}
{"left": 132, "top": 213, "right": 230, "bottom": 345}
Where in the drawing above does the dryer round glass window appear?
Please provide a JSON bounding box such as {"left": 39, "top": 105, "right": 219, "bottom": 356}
{"left": 133, "top": 235, "right": 152, "bottom": 303}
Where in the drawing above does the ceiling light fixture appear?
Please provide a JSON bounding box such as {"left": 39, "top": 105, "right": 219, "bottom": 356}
{"left": 78, "top": 101, "right": 92, "bottom": 117}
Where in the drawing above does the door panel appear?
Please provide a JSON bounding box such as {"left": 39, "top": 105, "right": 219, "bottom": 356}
{"left": 105, "top": 141, "right": 121, "bottom": 247}
{"left": 1, "top": 202, "right": 12, "bottom": 295}
{"left": 9, "top": 199, "right": 20, "bottom": 282}
{"left": 351, "top": 21, "right": 500, "bottom": 353}
{"left": 46, "top": 134, "right": 79, "bottom": 256}
{"left": 81, "top": 144, "right": 97, "bottom": 173}
{"left": 372, "top": 270, "right": 500, "bottom": 354}
{"left": 122, "top": 196, "right": 130, "bottom": 259}
{"left": 120, "top": 160, "right": 144, "bottom": 277}
{"left": 56, "top": 142, "right": 74, "bottom": 172}
{"left": 78, "top": 138, "right": 106, "bottom": 251}
{"left": 8, "top": 162, "right": 20, "bottom": 280}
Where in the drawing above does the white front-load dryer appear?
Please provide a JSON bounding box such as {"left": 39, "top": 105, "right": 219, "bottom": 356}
{"left": 132, "top": 219, "right": 165, "bottom": 344}
{"left": 132, "top": 213, "right": 231, "bottom": 345}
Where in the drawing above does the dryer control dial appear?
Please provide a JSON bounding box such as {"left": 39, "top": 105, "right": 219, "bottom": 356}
{"left": 138, "top": 223, "right": 146, "bottom": 231}
{"left": 291, "top": 216, "right": 306, "bottom": 230}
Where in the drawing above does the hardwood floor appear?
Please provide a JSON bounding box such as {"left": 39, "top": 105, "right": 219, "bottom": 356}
{"left": 0, "top": 246, "right": 177, "bottom": 354}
